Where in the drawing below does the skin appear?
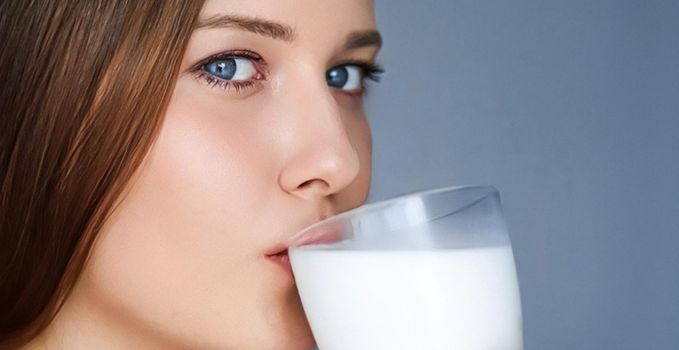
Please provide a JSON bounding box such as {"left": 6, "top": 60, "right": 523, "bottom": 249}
{"left": 25, "top": 0, "right": 380, "bottom": 349}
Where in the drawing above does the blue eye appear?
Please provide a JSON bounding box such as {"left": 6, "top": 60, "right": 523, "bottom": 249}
{"left": 326, "top": 65, "right": 362, "bottom": 91}
{"left": 203, "top": 57, "right": 257, "bottom": 81}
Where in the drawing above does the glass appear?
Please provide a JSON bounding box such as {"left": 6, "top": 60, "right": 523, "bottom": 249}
{"left": 289, "top": 185, "right": 523, "bottom": 350}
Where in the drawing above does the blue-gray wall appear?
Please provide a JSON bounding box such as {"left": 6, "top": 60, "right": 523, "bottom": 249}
{"left": 366, "top": 1, "right": 679, "bottom": 349}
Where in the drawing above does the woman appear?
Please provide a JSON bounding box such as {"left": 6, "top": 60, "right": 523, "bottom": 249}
{"left": 0, "top": 0, "right": 382, "bottom": 348}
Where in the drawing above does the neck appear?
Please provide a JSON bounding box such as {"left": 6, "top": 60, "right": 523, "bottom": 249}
{"left": 21, "top": 282, "right": 182, "bottom": 350}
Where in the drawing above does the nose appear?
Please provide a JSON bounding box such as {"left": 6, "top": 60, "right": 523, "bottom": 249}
{"left": 277, "top": 70, "right": 361, "bottom": 201}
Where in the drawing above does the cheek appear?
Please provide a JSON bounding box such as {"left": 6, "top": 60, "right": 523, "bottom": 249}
{"left": 77, "top": 89, "right": 284, "bottom": 345}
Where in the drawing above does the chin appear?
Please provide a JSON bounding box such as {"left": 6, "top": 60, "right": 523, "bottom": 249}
{"left": 276, "top": 320, "right": 316, "bottom": 348}
{"left": 279, "top": 335, "right": 316, "bottom": 350}
{"left": 271, "top": 290, "right": 316, "bottom": 350}
{"left": 205, "top": 320, "right": 315, "bottom": 350}
{"left": 254, "top": 327, "right": 315, "bottom": 350}
{"left": 289, "top": 319, "right": 317, "bottom": 350}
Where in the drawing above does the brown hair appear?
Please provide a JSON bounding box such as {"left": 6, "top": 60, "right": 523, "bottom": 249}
{"left": 0, "top": 1, "right": 205, "bottom": 347}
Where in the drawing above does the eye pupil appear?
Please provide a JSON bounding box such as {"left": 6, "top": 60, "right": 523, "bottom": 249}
{"left": 205, "top": 59, "right": 237, "bottom": 80}
{"left": 326, "top": 66, "right": 349, "bottom": 88}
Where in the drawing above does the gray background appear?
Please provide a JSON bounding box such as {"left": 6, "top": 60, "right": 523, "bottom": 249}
{"left": 365, "top": 0, "right": 679, "bottom": 349}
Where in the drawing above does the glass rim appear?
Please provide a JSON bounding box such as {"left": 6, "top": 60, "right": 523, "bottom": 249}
{"left": 289, "top": 184, "right": 499, "bottom": 244}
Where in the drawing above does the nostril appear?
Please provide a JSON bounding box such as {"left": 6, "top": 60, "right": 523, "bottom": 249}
{"left": 299, "top": 180, "right": 312, "bottom": 189}
{"left": 298, "top": 178, "right": 330, "bottom": 193}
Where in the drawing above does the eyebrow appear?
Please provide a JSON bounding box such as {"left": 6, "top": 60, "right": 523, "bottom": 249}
{"left": 196, "top": 14, "right": 296, "bottom": 41}
{"left": 345, "top": 30, "right": 382, "bottom": 50}
{"left": 195, "top": 14, "right": 382, "bottom": 51}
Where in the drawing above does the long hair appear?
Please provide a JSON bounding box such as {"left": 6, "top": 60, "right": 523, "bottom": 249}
{"left": 0, "top": 1, "right": 205, "bottom": 347}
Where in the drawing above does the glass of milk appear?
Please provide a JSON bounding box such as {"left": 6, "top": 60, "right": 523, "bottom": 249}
{"left": 288, "top": 185, "right": 523, "bottom": 350}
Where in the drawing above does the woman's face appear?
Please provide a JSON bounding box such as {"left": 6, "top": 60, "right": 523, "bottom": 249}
{"left": 66, "top": 0, "right": 380, "bottom": 349}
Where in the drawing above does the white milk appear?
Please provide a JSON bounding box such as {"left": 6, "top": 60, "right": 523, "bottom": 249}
{"left": 290, "top": 245, "right": 522, "bottom": 350}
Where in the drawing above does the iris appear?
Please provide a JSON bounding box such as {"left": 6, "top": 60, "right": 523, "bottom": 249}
{"left": 326, "top": 66, "right": 349, "bottom": 88}
{"left": 204, "top": 59, "right": 238, "bottom": 80}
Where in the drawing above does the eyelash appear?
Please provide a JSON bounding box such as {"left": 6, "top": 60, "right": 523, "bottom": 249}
{"left": 341, "top": 60, "right": 385, "bottom": 84}
{"left": 190, "top": 50, "right": 384, "bottom": 95}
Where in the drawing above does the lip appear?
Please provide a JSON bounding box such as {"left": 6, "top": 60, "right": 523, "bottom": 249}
{"left": 264, "top": 213, "right": 339, "bottom": 279}
{"left": 266, "top": 249, "right": 293, "bottom": 279}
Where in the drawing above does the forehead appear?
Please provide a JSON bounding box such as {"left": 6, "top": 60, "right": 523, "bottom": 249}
{"left": 199, "top": 0, "right": 377, "bottom": 35}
